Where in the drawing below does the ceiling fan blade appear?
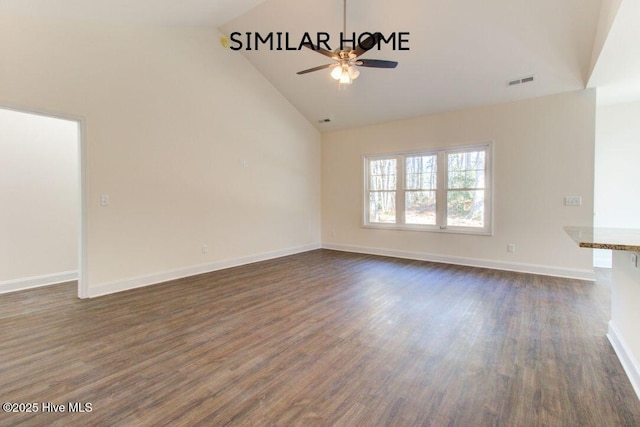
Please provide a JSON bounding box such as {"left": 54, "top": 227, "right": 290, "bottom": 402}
{"left": 301, "top": 43, "right": 339, "bottom": 60}
{"left": 352, "top": 32, "right": 383, "bottom": 57}
{"left": 297, "top": 63, "right": 338, "bottom": 75}
{"left": 357, "top": 59, "right": 398, "bottom": 69}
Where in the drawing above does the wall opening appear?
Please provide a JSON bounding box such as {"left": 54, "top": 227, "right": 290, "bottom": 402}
{"left": 0, "top": 106, "right": 86, "bottom": 297}
{"left": 594, "top": 100, "right": 640, "bottom": 269}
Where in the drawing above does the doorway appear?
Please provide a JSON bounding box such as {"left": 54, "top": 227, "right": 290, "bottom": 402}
{"left": 0, "top": 105, "right": 86, "bottom": 298}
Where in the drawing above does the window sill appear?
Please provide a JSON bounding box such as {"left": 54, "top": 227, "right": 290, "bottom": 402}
{"left": 362, "top": 223, "right": 492, "bottom": 236}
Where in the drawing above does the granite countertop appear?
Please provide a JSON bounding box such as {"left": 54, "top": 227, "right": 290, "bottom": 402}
{"left": 564, "top": 226, "right": 640, "bottom": 252}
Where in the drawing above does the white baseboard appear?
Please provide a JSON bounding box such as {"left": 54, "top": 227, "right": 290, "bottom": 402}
{"left": 0, "top": 271, "right": 78, "bottom": 295}
{"left": 88, "top": 243, "right": 321, "bottom": 298}
{"left": 608, "top": 321, "right": 640, "bottom": 400}
{"left": 321, "top": 243, "right": 596, "bottom": 281}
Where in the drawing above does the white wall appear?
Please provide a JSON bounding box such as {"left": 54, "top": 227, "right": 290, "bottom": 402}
{"left": 322, "top": 90, "right": 596, "bottom": 279}
{"left": 594, "top": 99, "right": 640, "bottom": 267}
{"left": 0, "top": 108, "right": 78, "bottom": 290}
{"left": 609, "top": 250, "right": 640, "bottom": 399}
{"left": 0, "top": 16, "right": 321, "bottom": 296}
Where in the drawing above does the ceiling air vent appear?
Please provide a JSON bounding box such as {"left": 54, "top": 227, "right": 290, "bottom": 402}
{"left": 507, "top": 75, "right": 535, "bottom": 86}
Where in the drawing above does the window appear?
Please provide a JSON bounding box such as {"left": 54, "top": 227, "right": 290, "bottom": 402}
{"left": 368, "top": 157, "right": 397, "bottom": 223}
{"left": 446, "top": 149, "right": 487, "bottom": 229}
{"left": 364, "top": 143, "right": 492, "bottom": 234}
{"left": 405, "top": 154, "right": 437, "bottom": 225}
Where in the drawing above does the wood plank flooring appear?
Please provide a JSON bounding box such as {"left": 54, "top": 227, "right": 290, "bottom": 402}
{"left": 1, "top": 249, "right": 639, "bottom": 426}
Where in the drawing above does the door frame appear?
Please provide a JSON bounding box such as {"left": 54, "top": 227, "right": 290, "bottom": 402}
{"left": 0, "top": 103, "right": 88, "bottom": 298}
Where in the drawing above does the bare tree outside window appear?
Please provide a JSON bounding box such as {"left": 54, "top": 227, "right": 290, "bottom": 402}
{"left": 368, "top": 158, "right": 397, "bottom": 223}
{"left": 405, "top": 155, "right": 437, "bottom": 225}
{"left": 447, "top": 151, "right": 485, "bottom": 228}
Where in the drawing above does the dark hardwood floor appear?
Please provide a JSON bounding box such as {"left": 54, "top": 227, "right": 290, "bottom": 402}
{"left": 1, "top": 249, "right": 639, "bottom": 426}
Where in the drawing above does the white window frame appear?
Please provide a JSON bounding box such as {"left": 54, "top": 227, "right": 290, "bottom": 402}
{"left": 363, "top": 142, "right": 493, "bottom": 235}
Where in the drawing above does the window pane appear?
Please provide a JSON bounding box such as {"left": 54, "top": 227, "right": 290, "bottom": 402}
{"left": 405, "top": 191, "right": 436, "bottom": 225}
{"left": 369, "top": 192, "right": 396, "bottom": 223}
{"left": 369, "top": 159, "right": 397, "bottom": 190}
{"left": 406, "top": 155, "right": 437, "bottom": 190}
{"left": 370, "top": 175, "right": 397, "bottom": 191}
{"left": 447, "top": 190, "right": 484, "bottom": 227}
{"left": 448, "top": 151, "right": 486, "bottom": 189}
{"left": 472, "top": 170, "right": 485, "bottom": 188}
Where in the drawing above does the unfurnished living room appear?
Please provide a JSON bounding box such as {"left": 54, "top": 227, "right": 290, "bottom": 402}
{"left": 1, "top": 0, "right": 640, "bottom": 425}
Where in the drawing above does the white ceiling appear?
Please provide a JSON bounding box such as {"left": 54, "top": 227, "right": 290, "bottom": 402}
{"left": 0, "top": 0, "right": 268, "bottom": 27}
{"left": 2, "top": 0, "right": 636, "bottom": 132}
{"left": 588, "top": 0, "right": 640, "bottom": 105}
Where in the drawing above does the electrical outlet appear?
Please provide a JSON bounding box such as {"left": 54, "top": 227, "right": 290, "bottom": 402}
{"left": 100, "top": 194, "right": 109, "bottom": 206}
{"left": 507, "top": 243, "right": 516, "bottom": 253}
{"left": 201, "top": 245, "right": 208, "bottom": 255}
{"left": 564, "top": 196, "right": 582, "bottom": 206}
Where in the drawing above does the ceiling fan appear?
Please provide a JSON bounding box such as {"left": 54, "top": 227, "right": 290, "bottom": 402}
{"left": 296, "top": 0, "right": 398, "bottom": 85}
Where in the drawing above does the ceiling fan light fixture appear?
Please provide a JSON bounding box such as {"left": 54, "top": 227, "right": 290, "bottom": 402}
{"left": 332, "top": 64, "right": 357, "bottom": 84}
{"left": 331, "top": 66, "right": 343, "bottom": 80}
{"left": 339, "top": 68, "right": 352, "bottom": 84}
{"left": 348, "top": 65, "right": 360, "bottom": 80}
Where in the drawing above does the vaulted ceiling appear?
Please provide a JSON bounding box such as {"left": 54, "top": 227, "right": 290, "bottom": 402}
{"left": 587, "top": 0, "right": 640, "bottom": 106}
{"left": 1, "top": 0, "right": 638, "bottom": 132}
{"left": 221, "top": 0, "right": 602, "bottom": 131}
{"left": 0, "top": 0, "right": 269, "bottom": 26}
